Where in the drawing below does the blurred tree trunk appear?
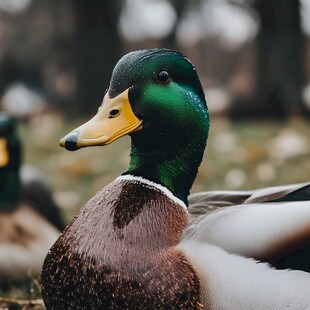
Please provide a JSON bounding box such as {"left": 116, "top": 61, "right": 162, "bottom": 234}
{"left": 164, "top": 0, "right": 190, "bottom": 49}
{"left": 72, "top": 1, "right": 122, "bottom": 115}
{"left": 231, "top": 0, "right": 308, "bottom": 118}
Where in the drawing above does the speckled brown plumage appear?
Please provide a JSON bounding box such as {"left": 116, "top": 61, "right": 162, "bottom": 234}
{"left": 41, "top": 178, "right": 203, "bottom": 309}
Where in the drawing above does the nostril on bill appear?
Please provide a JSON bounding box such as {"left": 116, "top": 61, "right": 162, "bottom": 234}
{"left": 64, "top": 131, "right": 79, "bottom": 151}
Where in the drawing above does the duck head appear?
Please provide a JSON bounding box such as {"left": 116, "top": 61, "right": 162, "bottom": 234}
{"left": 0, "top": 113, "right": 21, "bottom": 210}
{"left": 60, "top": 49, "right": 210, "bottom": 204}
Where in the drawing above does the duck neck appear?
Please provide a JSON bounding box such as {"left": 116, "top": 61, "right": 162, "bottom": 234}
{"left": 124, "top": 130, "right": 207, "bottom": 206}
{"left": 0, "top": 135, "right": 21, "bottom": 211}
{"left": 0, "top": 174, "right": 20, "bottom": 211}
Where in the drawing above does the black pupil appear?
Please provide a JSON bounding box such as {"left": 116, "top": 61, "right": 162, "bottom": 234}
{"left": 157, "top": 71, "right": 170, "bottom": 83}
{"left": 109, "top": 109, "right": 120, "bottom": 117}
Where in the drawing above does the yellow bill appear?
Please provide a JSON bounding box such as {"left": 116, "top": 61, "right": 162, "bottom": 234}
{"left": 0, "top": 138, "right": 9, "bottom": 167}
{"left": 59, "top": 88, "right": 143, "bottom": 151}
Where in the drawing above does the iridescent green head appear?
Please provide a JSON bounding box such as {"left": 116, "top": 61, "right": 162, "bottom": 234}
{"left": 0, "top": 113, "right": 21, "bottom": 210}
{"left": 60, "top": 49, "right": 210, "bottom": 204}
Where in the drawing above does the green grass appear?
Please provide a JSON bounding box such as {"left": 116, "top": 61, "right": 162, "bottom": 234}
{"left": 0, "top": 278, "right": 43, "bottom": 309}
{"left": 3, "top": 114, "right": 309, "bottom": 307}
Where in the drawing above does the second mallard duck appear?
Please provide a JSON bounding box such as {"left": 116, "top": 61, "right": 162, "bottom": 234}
{"left": 41, "top": 48, "right": 310, "bottom": 309}
{"left": 0, "top": 113, "right": 64, "bottom": 282}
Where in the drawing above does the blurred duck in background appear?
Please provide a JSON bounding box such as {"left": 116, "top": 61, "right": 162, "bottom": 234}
{"left": 0, "top": 113, "right": 64, "bottom": 282}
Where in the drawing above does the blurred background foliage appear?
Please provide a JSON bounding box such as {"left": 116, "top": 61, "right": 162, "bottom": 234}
{"left": 1, "top": 0, "right": 310, "bottom": 117}
{"left": 0, "top": 0, "right": 310, "bottom": 305}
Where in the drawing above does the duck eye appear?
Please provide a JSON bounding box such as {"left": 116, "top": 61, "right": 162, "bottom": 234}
{"left": 108, "top": 109, "right": 120, "bottom": 118}
{"left": 157, "top": 70, "right": 170, "bottom": 84}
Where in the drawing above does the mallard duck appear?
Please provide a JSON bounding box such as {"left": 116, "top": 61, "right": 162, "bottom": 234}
{"left": 41, "top": 49, "right": 310, "bottom": 309}
{"left": 0, "top": 113, "right": 63, "bottom": 281}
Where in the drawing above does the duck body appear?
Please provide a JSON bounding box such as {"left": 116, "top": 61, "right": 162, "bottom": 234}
{"left": 41, "top": 49, "right": 310, "bottom": 309}
{"left": 0, "top": 203, "right": 60, "bottom": 280}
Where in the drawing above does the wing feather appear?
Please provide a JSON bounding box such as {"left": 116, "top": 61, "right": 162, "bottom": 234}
{"left": 188, "top": 182, "right": 310, "bottom": 218}
{"left": 184, "top": 200, "right": 310, "bottom": 270}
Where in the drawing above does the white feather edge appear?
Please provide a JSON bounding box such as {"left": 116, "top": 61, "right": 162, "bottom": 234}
{"left": 116, "top": 175, "right": 188, "bottom": 212}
